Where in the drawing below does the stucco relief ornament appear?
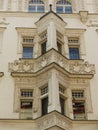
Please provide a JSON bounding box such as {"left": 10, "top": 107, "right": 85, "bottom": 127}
{"left": 0, "top": 18, "right": 9, "bottom": 25}
{"left": 41, "top": 57, "right": 47, "bottom": 67}
{"left": 58, "top": 57, "right": 64, "bottom": 67}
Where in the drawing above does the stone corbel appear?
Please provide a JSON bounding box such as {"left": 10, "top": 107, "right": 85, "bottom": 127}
{"left": 79, "top": 11, "right": 88, "bottom": 24}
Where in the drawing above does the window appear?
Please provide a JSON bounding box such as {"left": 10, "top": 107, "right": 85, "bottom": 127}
{"left": 57, "top": 42, "right": 62, "bottom": 53}
{"left": 69, "top": 47, "right": 80, "bottom": 59}
{"left": 20, "top": 89, "right": 33, "bottom": 119}
{"left": 59, "top": 84, "right": 66, "bottom": 115}
{"left": 41, "top": 86, "right": 48, "bottom": 95}
{"left": 23, "top": 37, "right": 33, "bottom": 43}
{"left": 22, "top": 36, "right": 34, "bottom": 59}
{"left": 68, "top": 37, "right": 80, "bottom": 59}
{"left": 41, "top": 42, "right": 46, "bottom": 55}
{"left": 72, "top": 90, "right": 86, "bottom": 120}
{"left": 56, "top": 0, "right": 72, "bottom": 14}
{"left": 40, "top": 85, "right": 48, "bottom": 116}
{"left": 60, "top": 97, "right": 65, "bottom": 115}
{"left": 41, "top": 97, "right": 48, "bottom": 115}
{"left": 28, "top": 0, "right": 44, "bottom": 12}
{"left": 59, "top": 85, "right": 65, "bottom": 94}
{"left": 22, "top": 47, "right": 33, "bottom": 58}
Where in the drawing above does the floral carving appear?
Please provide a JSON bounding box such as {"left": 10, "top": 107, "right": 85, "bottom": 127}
{"left": 9, "top": 49, "right": 95, "bottom": 76}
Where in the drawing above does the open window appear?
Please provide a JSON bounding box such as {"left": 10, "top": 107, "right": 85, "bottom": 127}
{"left": 20, "top": 89, "right": 33, "bottom": 119}
{"left": 72, "top": 90, "right": 86, "bottom": 120}
{"left": 40, "top": 85, "right": 48, "bottom": 116}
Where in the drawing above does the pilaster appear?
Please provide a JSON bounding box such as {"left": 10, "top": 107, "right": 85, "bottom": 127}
{"left": 48, "top": 70, "right": 61, "bottom": 113}
{"left": 47, "top": 21, "right": 57, "bottom": 50}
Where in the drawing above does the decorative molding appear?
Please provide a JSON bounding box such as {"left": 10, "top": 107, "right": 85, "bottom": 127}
{"left": 9, "top": 49, "right": 95, "bottom": 78}
{"left": 36, "top": 111, "right": 72, "bottom": 130}
{"left": 79, "top": 11, "right": 88, "bottom": 23}
{"left": 0, "top": 18, "right": 9, "bottom": 25}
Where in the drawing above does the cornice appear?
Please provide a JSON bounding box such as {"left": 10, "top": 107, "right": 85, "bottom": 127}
{"left": 16, "top": 27, "right": 37, "bottom": 36}
{"left": 10, "top": 62, "right": 94, "bottom": 79}
{"left": 65, "top": 28, "right": 86, "bottom": 33}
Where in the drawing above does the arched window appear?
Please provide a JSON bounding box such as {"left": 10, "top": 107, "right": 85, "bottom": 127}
{"left": 28, "top": 0, "right": 44, "bottom": 12}
{"left": 56, "top": 0, "right": 72, "bottom": 14}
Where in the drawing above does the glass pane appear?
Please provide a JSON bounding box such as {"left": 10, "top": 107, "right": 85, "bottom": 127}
{"left": 69, "top": 48, "right": 80, "bottom": 59}
{"left": 21, "top": 101, "right": 32, "bottom": 109}
{"left": 29, "top": 0, "right": 44, "bottom": 4}
{"left": 56, "top": 6, "right": 63, "bottom": 13}
{"left": 28, "top": 5, "right": 36, "bottom": 12}
{"left": 23, "top": 47, "right": 33, "bottom": 58}
{"left": 37, "top": 6, "right": 44, "bottom": 12}
{"left": 65, "top": 6, "right": 72, "bottom": 13}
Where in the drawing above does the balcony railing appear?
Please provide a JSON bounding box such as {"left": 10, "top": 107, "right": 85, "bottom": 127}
{"left": 9, "top": 49, "right": 95, "bottom": 76}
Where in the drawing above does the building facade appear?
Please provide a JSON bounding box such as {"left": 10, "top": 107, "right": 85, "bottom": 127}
{"left": 0, "top": 0, "right": 98, "bottom": 130}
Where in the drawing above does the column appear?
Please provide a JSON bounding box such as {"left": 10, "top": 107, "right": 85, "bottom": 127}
{"left": 47, "top": 21, "right": 57, "bottom": 51}
{"left": 48, "top": 70, "right": 61, "bottom": 113}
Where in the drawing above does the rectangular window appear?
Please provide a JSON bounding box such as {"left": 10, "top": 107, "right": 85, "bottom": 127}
{"left": 41, "top": 42, "right": 46, "bottom": 55}
{"left": 59, "top": 85, "right": 65, "bottom": 94}
{"left": 21, "top": 90, "right": 33, "bottom": 97}
{"left": 23, "top": 47, "right": 33, "bottom": 59}
{"left": 41, "top": 86, "right": 48, "bottom": 95}
{"left": 65, "top": 6, "right": 72, "bottom": 13}
{"left": 72, "top": 91, "right": 84, "bottom": 99}
{"left": 37, "top": 6, "right": 44, "bottom": 12}
{"left": 69, "top": 47, "right": 80, "bottom": 59}
{"left": 28, "top": 6, "right": 36, "bottom": 12}
{"left": 20, "top": 89, "right": 33, "bottom": 119}
{"left": 23, "top": 37, "right": 33, "bottom": 43}
{"left": 20, "top": 100, "right": 32, "bottom": 119}
{"left": 68, "top": 38, "right": 79, "bottom": 44}
{"left": 57, "top": 42, "right": 62, "bottom": 53}
{"left": 72, "top": 90, "right": 86, "bottom": 120}
{"left": 42, "top": 97, "right": 48, "bottom": 116}
{"left": 56, "top": 6, "right": 63, "bottom": 13}
{"left": 72, "top": 101, "right": 85, "bottom": 120}
{"left": 60, "top": 97, "right": 65, "bottom": 115}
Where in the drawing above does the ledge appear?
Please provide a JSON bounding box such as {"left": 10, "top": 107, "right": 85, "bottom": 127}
{"left": 9, "top": 49, "right": 95, "bottom": 78}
